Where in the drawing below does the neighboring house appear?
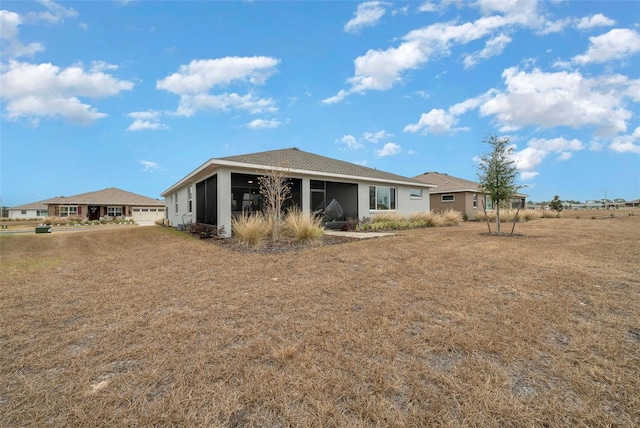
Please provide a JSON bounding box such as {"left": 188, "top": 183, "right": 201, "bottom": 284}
{"left": 161, "top": 147, "right": 435, "bottom": 237}
{"left": 7, "top": 200, "right": 51, "bottom": 220}
{"left": 413, "top": 172, "right": 526, "bottom": 220}
{"left": 37, "top": 188, "right": 164, "bottom": 223}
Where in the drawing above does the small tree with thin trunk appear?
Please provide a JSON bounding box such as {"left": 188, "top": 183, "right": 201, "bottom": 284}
{"left": 258, "top": 161, "right": 291, "bottom": 242}
{"left": 477, "top": 135, "right": 522, "bottom": 235}
{"left": 549, "top": 195, "right": 563, "bottom": 212}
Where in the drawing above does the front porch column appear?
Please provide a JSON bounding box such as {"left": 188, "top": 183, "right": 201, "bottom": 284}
{"left": 301, "top": 177, "right": 310, "bottom": 215}
{"left": 217, "top": 169, "right": 232, "bottom": 238}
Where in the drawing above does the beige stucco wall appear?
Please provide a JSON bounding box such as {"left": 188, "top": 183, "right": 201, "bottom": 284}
{"left": 430, "top": 191, "right": 479, "bottom": 220}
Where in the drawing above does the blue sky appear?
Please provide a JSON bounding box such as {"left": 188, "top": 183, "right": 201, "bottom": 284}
{"left": 1, "top": 0, "right": 639, "bottom": 206}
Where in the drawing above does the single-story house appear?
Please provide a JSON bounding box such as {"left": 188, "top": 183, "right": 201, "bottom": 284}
{"left": 413, "top": 171, "right": 526, "bottom": 220}
{"left": 28, "top": 188, "right": 165, "bottom": 223}
{"left": 7, "top": 200, "right": 50, "bottom": 220}
{"left": 161, "top": 147, "right": 436, "bottom": 237}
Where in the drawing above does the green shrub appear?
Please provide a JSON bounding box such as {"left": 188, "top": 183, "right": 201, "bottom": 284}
{"left": 282, "top": 209, "right": 324, "bottom": 243}
{"left": 231, "top": 213, "right": 271, "bottom": 247}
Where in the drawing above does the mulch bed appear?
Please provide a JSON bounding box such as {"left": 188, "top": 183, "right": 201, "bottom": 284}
{"left": 193, "top": 233, "right": 359, "bottom": 254}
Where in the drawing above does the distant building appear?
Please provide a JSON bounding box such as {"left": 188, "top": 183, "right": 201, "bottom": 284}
{"left": 7, "top": 200, "right": 50, "bottom": 220}
{"left": 413, "top": 172, "right": 526, "bottom": 220}
{"left": 8, "top": 188, "right": 165, "bottom": 224}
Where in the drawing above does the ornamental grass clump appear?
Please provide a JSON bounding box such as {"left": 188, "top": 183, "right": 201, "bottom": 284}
{"left": 439, "top": 209, "right": 463, "bottom": 226}
{"left": 409, "top": 211, "right": 440, "bottom": 227}
{"left": 231, "top": 213, "right": 271, "bottom": 247}
{"left": 282, "top": 208, "right": 324, "bottom": 243}
{"left": 521, "top": 210, "right": 540, "bottom": 221}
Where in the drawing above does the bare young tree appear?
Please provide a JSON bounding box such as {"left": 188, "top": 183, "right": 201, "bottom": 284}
{"left": 258, "top": 161, "right": 291, "bottom": 242}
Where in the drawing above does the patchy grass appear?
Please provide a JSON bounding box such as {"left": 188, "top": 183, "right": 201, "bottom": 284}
{"left": 1, "top": 218, "right": 639, "bottom": 426}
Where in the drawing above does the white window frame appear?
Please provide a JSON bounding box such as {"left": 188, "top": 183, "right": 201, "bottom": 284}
{"left": 473, "top": 194, "right": 478, "bottom": 208}
{"left": 107, "top": 206, "right": 123, "bottom": 217}
{"left": 369, "top": 186, "right": 397, "bottom": 211}
{"left": 441, "top": 194, "right": 455, "bottom": 202}
{"left": 59, "top": 205, "right": 78, "bottom": 217}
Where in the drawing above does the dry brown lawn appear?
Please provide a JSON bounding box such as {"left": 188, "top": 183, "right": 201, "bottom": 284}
{"left": 1, "top": 216, "right": 639, "bottom": 427}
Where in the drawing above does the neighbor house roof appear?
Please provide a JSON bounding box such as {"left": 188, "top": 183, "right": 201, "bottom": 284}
{"left": 44, "top": 188, "right": 163, "bottom": 206}
{"left": 413, "top": 172, "right": 480, "bottom": 194}
{"left": 163, "top": 148, "right": 435, "bottom": 196}
{"left": 414, "top": 172, "right": 528, "bottom": 198}
{"left": 9, "top": 199, "right": 53, "bottom": 211}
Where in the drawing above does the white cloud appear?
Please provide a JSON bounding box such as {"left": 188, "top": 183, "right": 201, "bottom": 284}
{"left": 344, "top": 1, "right": 388, "bottom": 33}
{"left": 417, "top": 2, "right": 437, "bottom": 13}
{"left": 0, "top": 10, "right": 45, "bottom": 58}
{"left": 537, "top": 17, "right": 573, "bottom": 35}
{"left": 33, "top": 0, "right": 78, "bottom": 24}
{"left": 1, "top": 60, "right": 134, "bottom": 124}
{"left": 376, "top": 142, "right": 401, "bottom": 157}
{"left": 322, "top": 89, "right": 349, "bottom": 105}
{"left": 589, "top": 140, "right": 605, "bottom": 151}
{"left": 520, "top": 170, "right": 539, "bottom": 180}
{"left": 157, "top": 56, "right": 279, "bottom": 95}
{"left": 576, "top": 14, "right": 615, "bottom": 30}
{"left": 157, "top": 57, "right": 279, "bottom": 117}
{"left": 127, "top": 111, "right": 168, "bottom": 131}
{"left": 478, "top": 67, "right": 637, "bottom": 137}
{"left": 90, "top": 61, "right": 119, "bottom": 73}
{"left": 1, "top": 1, "right": 77, "bottom": 59}
{"left": 140, "top": 160, "right": 159, "bottom": 172}
{"left": 404, "top": 109, "right": 456, "bottom": 134}
{"left": 513, "top": 137, "right": 585, "bottom": 179}
{"left": 363, "top": 130, "right": 393, "bottom": 143}
{"left": 572, "top": 28, "right": 640, "bottom": 64}
{"left": 337, "top": 134, "right": 363, "bottom": 150}
{"left": 175, "top": 92, "right": 277, "bottom": 117}
{"left": 325, "top": 3, "right": 542, "bottom": 102}
{"left": 610, "top": 127, "right": 640, "bottom": 154}
{"left": 463, "top": 33, "right": 512, "bottom": 68}
{"left": 247, "top": 118, "right": 281, "bottom": 129}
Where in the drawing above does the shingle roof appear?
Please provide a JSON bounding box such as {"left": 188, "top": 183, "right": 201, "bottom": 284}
{"left": 44, "top": 188, "right": 163, "bottom": 206}
{"left": 413, "top": 172, "right": 480, "bottom": 193}
{"left": 9, "top": 199, "right": 53, "bottom": 210}
{"left": 219, "top": 148, "right": 427, "bottom": 184}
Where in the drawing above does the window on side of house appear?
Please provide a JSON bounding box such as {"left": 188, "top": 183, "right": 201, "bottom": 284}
{"left": 441, "top": 194, "right": 455, "bottom": 202}
{"left": 188, "top": 186, "right": 193, "bottom": 213}
{"left": 21, "top": 210, "right": 27, "bottom": 215}
{"left": 369, "top": 186, "right": 396, "bottom": 210}
{"left": 485, "top": 195, "right": 493, "bottom": 210}
{"left": 37, "top": 210, "right": 48, "bottom": 216}
{"left": 107, "top": 206, "right": 123, "bottom": 217}
{"left": 174, "top": 192, "right": 178, "bottom": 214}
{"left": 409, "top": 189, "right": 423, "bottom": 199}
{"left": 473, "top": 194, "right": 478, "bottom": 208}
{"left": 59, "top": 206, "right": 78, "bottom": 217}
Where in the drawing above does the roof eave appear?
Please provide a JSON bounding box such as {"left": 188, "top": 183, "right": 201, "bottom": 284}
{"left": 161, "top": 159, "right": 436, "bottom": 196}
